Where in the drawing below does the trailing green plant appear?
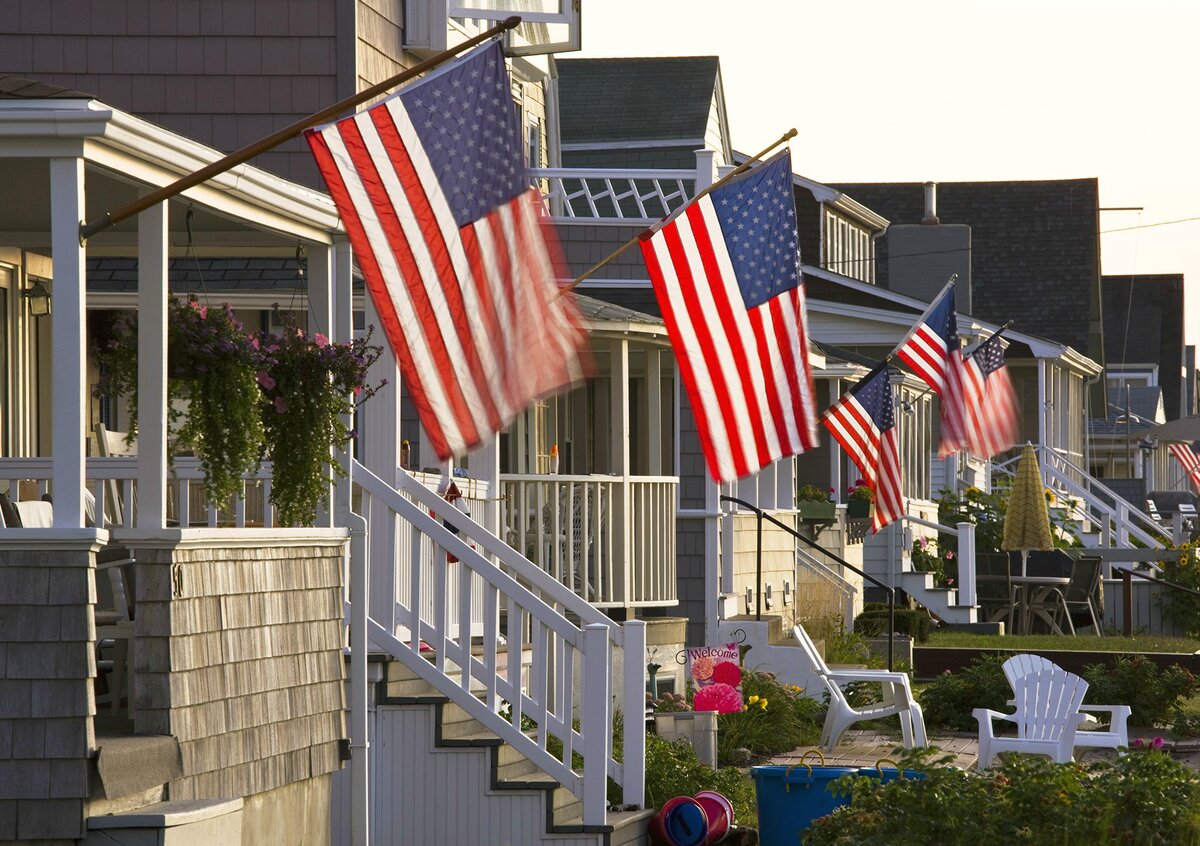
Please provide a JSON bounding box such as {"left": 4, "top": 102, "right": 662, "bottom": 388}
{"left": 804, "top": 744, "right": 1200, "bottom": 845}
{"left": 937, "top": 484, "right": 1009, "bottom": 556}
{"left": 908, "top": 536, "right": 957, "bottom": 588}
{"left": 644, "top": 733, "right": 758, "bottom": 829}
{"left": 1082, "top": 654, "right": 1200, "bottom": 727}
{"left": 256, "top": 310, "right": 382, "bottom": 526}
{"left": 96, "top": 299, "right": 266, "bottom": 506}
{"left": 798, "top": 483, "right": 834, "bottom": 502}
{"left": 715, "top": 668, "right": 824, "bottom": 765}
{"left": 845, "top": 480, "right": 873, "bottom": 502}
{"left": 917, "top": 653, "right": 1012, "bottom": 732}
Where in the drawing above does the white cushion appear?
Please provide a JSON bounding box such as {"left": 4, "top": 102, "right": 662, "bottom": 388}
{"left": 15, "top": 500, "right": 54, "bottom": 528}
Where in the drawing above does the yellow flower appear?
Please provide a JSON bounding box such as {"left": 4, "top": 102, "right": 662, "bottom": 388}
{"left": 1182, "top": 555, "right": 1192, "bottom": 567}
{"left": 748, "top": 694, "right": 760, "bottom": 705}
{"left": 1044, "top": 488, "right": 1056, "bottom": 504}
{"left": 759, "top": 699, "right": 768, "bottom": 710}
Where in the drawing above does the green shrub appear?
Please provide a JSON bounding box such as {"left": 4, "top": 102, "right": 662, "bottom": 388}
{"left": 716, "top": 669, "right": 825, "bottom": 766}
{"left": 1082, "top": 654, "right": 1200, "bottom": 727}
{"left": 917, "top": 654, "right": 1011, "bottom": 731}
{"left": 853, "top": 606, "right": 933, "bottom": 643}
{"left": 804, "top": 746, "right": 1200, "bottom": 845}
{"left": 644, "top": 734, "right": 758, "bottom": 829}
{"left": 1161, "top": 542, "right": 1200, "bottom": 636}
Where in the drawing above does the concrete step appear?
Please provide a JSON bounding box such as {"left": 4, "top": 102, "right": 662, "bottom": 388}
{"left": 82, "top": 798, "right": 243, "bottom": 846}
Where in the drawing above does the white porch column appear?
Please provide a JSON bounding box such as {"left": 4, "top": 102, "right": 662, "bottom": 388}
{"left": 308, "top": 244, "right": 335, "bottom": 528}
{"left": 647, "top": 347, "right": 662, "bottom": 476}
{"left": 610, "top": 339, "right": 630, "bottom": 606}
{"left": 135, "top": 200, "right": 168, "bottom": 529}
{"left": 828, "top": 377, "right": 843, "bottom": 502}
{"left": 362, "top": 290, "right": 401, "bottom": 629}
{"left": 332, "top": 237, "right": 355, "bottom": 518}
{"left": 50, "top": 158, "right": 86, "bottom": 528}
{"left": 1037, "top": 359, "right": 1047, "bottom": 447}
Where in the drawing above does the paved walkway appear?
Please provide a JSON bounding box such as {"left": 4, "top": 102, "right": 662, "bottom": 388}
{"left": 766, "top": 728, "right": 1200, "bottom": 772}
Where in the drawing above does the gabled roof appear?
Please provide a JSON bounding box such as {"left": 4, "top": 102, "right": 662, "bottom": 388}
{"left": 1090, "top": 385, "right": 1164, "bottom": 435}
{"left": 827, "top": 178, "right": 1100, "bottom": 355}
{"left": 556, "top": 57, "right": 720, "bottom": 144}
{"left": 0, "top": 75, "right": 92, "bottom": 99}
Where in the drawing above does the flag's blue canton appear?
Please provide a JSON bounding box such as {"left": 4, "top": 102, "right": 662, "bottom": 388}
{"left": 928, "top": 287, "right": 958, "bottom": 342}
{"left": 401, "top": 42, "right": 525, "bottom": 228}
{"left": 850, "top": 364, "right": 894, "bottom": 431}
{"left": 973, "top": 333, "right": 1006, "bottom": 376}
{"left": 712, "top": 152, "right": 801, "bottom": 309}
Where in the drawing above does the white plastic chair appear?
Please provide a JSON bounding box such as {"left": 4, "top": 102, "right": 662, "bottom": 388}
{"left": 1003, "top": 654, "right": 1131, "bottom": 751}
{"left": 975, "top": 666, "right": 1090, "bottom": 767}
{"left": 792, "top": 624, "right": 927, "bottom": 751}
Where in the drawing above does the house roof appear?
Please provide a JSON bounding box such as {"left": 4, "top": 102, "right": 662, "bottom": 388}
{"left": 827, "top": 178, "right": 1100, "bottom": 356}
{"left": 0, "top": 75, "right": 92, "bottom": 99}
{"left": 1089, "top": 385, "right": 1164, "bottom": 435}
{"left": 1103, "top": 273, "right": 1186, "bottom": 418}
{"left": 87, "top": 257, "right": 317, "bottom": 293}
{"left": 572, "top": 293, "right": 662, "bottom": 326}
{"left": 556, "top": 57, "right": 720, "bottom": 143}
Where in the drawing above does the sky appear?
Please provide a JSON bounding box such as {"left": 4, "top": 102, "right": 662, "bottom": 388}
{"left": 573, "top": 0, "right": 1200, "bottom": 348}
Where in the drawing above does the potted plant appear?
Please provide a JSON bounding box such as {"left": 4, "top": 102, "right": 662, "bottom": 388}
{"left": 257, "top": 311, "right": 382, "bottom": 527}
{"left": 96, "top": 298, "right": 266, "bottom": 507}
{"left": 797, "top": 483, "right": 836, "bottom": 521}
{"left": 846, "top": 480, "right": 874, "bottom": 519}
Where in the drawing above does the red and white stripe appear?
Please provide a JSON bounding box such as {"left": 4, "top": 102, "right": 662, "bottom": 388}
{"left": 640, "top": 197, "right": 818, "bottom": 483}
{"left": 962, "top": 355, "right": 1019, "bottom": 459}
{"left": 823, "top": 393, "right": 904, "bottom": 532}
{"left": 1169, "top": 442, "right": 1200, "bottom": 490}
{"left": 897, "top": 322, "right": 967, "bottom": 457}
{"left": 307, "top": 94, "right": 588, "bottom": 459}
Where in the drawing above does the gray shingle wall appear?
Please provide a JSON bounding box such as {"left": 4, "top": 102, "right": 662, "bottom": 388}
{"left": 555, "top": 222, "right": 650, "bottom": 281}
{"left": 1103, "top": 274, "right": 1186, "bottom": 419}
{"left": 561, "top": 148, "right": 697, "bottom": 171}
{"left": 675, "top": 518, "right": 707, "bottom": 646}
{"left": 133, "top": 540, "right": 346, "bottom": 801}
{"left": 0, "top": 547, "right": 95, "bottom": 841}
{"left": 0, "top": 0, "right": 340, "bottom": 188}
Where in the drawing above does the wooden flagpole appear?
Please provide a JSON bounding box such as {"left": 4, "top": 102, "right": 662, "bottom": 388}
{"left": 552, "top": 127, "right": 798, "bottom": 300}
{"left": 79, "top": 16, "right": 523, "bottom": 243}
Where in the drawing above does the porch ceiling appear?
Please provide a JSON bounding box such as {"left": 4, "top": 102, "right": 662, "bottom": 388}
{"left": 0, "top": 99, "right": 341, "bottom": 256}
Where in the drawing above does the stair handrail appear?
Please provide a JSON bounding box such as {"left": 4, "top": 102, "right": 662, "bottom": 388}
{"left": 721, "top": 495, "right": 897, "bottom": 671}
{"left": 350, "top": 459, "right": 644, "bottom": 825}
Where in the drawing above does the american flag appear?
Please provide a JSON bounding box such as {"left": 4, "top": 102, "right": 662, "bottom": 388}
{"left": 305, "top": 42, "right": 589, "bottom": 459}
{"left": 1169, "top": 442, "right": 1200, "bottom": 490}
{"left": 962, "top": 331, "right": 1019, "bottom": 459}
{"left": 895, "top": 282, "right": 966, "bottom": 457}
{"left": 639, "top": 150, "right": 819, "bottom": 482}
{"left": 822, "top": 363, "right": 904, "bottom": 532}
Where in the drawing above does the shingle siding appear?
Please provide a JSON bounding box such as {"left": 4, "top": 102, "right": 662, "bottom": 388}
{"left": 832, "top": 179, "right": 1102, "bottom": 360}
{"left": 1103, "top": 274, "right": 1186, "bottom": 419}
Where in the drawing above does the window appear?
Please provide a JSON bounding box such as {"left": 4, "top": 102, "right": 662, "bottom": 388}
{"left": 822, "top": 209, "right": 875, "bottom": 284}
{"left": 406, "top": 0, "right": 582, "bottom": 55}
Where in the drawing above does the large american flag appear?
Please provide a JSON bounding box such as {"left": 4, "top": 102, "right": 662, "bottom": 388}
{"left": 895, "top": 282, "right": 966, "bottom": 456}
{"left": 639, "top": 150, "right": 818, "bottom": 482}
{"left": 962, "top": 331, "right": 1019, "bottom": 459}
{"left": 305, "top": 42, "right": 589, "bottom": 459}
{"left": 1169, "top": 442, "right": 1200, "bottom": 490}
{"left": 822, "top": 363, "right": 904, "bottom": 532}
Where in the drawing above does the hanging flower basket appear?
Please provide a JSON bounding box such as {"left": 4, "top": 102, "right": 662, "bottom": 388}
{"left": 798, "top": 500, "right": 838, "bottom": 521}
{"left": 847, "top": 499, "right": 872, "bottom": 520}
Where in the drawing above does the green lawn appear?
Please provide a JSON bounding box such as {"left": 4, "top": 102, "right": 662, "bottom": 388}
{"left": 925, "top": 631, "right": 1200, "bottom": 653}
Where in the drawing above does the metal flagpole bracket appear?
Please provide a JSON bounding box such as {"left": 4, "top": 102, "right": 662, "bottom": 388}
{"left": 78, "top": 15, "right": 522, "bottom": 244}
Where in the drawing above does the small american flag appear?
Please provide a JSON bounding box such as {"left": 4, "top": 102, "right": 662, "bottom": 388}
{"left": 306, "top": 42, "right": 589, "bottom": 459}
{"left": 895, "top": 282, "right": 966, "bottom": 457}
{"left": 962, "top": 331, "right": 1019, "bottom": 459}
{"left": 1169, "top": 442, "right": 1200, "bottom": 490}
{"left": 822, "top": 363, "right": 904, "bottom": 532}
{"left": 639, "top": 150, "right": 819, "bottom": 482}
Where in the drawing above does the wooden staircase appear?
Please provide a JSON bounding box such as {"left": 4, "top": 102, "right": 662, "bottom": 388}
{"left": 331, "top": 661, "right": 653, "bottom": 846}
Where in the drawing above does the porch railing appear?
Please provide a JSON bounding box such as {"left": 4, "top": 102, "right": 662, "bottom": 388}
{"left": 499, "top": 474, "right": 677, "bottom": 609}
{"left": 993, "top": 445, "right": 1166, "bottom": 550}
{"left": 531, "top": 167, "right": 695, "bottom": 224}
{"left": 351, "top": 461, "right": 644, "bottom": 826}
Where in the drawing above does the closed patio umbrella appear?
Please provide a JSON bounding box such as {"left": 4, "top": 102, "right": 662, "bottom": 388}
{"left": 1002, "top": 443, "right": 1055, "bottom": 577}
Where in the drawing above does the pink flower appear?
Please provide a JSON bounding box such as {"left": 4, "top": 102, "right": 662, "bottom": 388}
{"left": 353, "top": 385, "right": 364, "bottom": 397}
{"left": 945, "top": 551, "right": 955, "bottom": 560}
{"left": 251, "top": 337, "right": 260, "bottom": 350}
{"left": 693, "top": 683, "right": 743, "bottom": 714}
{"left": 919, "top": 538, "right": 929, "bottom": 548}
{"left": 257, "top": 371, "right": 276, "bottom": 390}
{"left": 711, "top": 661, "right": 742, "bottom": 687}
{"left": 1152, "top": 736, "right": 1165, "bottom": 750}
{"left": 274, "top": 396, "right": 288, "bottom": 413}
{"left": 314, "top": 332, "right": 329, "bottom": 348}
{"left": 296, "top": 328, "right": 305, "bottom": 337}
{"left": 199, "top": 305, "right": 208, "bottom": 319}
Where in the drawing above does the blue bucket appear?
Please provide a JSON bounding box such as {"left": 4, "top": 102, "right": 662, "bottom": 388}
{"left": 856, "top": 766, "right": 926, "bottom": 784}
{"left": 750, "top": 764, "right": 860, "bottom": 846}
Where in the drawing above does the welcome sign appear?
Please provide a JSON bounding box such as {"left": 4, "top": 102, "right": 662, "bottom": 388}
{"left": 686, "top": 643, "right": 743, "bottom": 714}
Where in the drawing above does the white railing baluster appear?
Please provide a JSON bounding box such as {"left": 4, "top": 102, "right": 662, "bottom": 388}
{"left": 532, "top": 621, "right": 549, "bottom": 749}
{"left": 530, "top": 167, "right": 695, "bottom": 225}
{"left": 482, "top": 583, "right": 498, "bottom": 710}
{"left": 581, "top": 623, "right": 610, "bottom": 827}
{"left": 433, "top": 530, "right": 448, "bottom": 673}
{"left": 457, "top": 559, "right": 473, "bottom": 693}
{"left": 622, "top": 619, "right": 646, "bottom": 808}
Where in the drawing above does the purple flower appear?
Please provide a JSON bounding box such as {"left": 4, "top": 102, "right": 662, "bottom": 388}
{"left": 274, "top": 396, "right": 288, "bottom": 413}
{"left": 1152, "top": 736, "right": 1165, "bottom": 750}
{"left": 257, "top": 371, "right": 276, "bottom": 390}
{"left": 1134, "top": 738, "right": 1145, "bottom": 748}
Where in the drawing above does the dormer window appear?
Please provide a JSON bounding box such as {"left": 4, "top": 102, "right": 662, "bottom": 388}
{"left": 406, "top": 0, "right": 582, "bottom": 56}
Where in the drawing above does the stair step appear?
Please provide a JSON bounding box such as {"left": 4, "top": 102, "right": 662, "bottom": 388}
{"left": 84, "top": 798, "right": 243, "bottom": 845}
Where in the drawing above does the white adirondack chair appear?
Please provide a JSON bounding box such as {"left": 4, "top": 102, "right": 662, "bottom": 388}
{"left": 1003, "top": 654, "right": 1131, "bottom": 751}
{"left": 792, "top": 625, "right": 928, "bottom": 751}
{"left": 974, "top": 666, "right": 1090, "bottom": 767}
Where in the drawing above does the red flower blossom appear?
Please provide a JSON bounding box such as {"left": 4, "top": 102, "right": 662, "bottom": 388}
{"left": 711, "top": 660, "right": 742, "bottom": 687}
